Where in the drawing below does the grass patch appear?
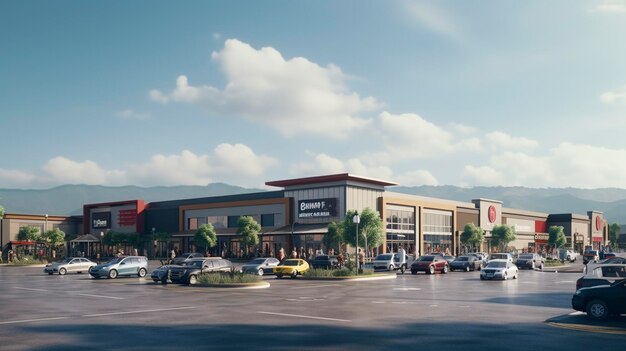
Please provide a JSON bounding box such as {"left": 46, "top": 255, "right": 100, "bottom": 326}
{"left": 544, "top": 259, "right": 563, "bottom": 267}
{"left": 8, "top": 255, "right": 47, "bottom": 265}
{"left": 196, "top": 272, "right": 262, "bottom": 285}
{"left": 304, "top": 268, "right": 375, "bottom": 278}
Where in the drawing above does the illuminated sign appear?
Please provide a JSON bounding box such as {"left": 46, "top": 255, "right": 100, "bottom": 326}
{"left": 92, "top": 212, "right": 111, "bottom": 229}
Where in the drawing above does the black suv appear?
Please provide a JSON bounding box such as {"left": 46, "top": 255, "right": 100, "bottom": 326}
{"left": 572, "top": 278, "right": 626, "bottom": 320}
{"left": 310, "top": 255, "right": 339, "bottom": 269}
{"left": 169, "top": 258, "right": 234, "bottom": 285}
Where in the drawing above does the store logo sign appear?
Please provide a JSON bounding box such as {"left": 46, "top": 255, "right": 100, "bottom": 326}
{"left": 92, "top": 212, "right": 111, "bottom": 229}
{"left": 488, "top": 205, "right": 497, "bottom": 223}
{"left": 298, "top": 198, "right": 337, "bottom": 218}
{"left": 596, "top": 216, "right": 602, "bottom": 231}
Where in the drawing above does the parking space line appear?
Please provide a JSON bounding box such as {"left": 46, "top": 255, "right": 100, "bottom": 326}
{"left": 0, "top": 317, "right": 69, "bottom": 325}
{"left": 14, "top": 287, "right": 49, "bottom": 292}
{"left": 82, "top": 306, "right": 195, "bottom": 317}
{"left": 257, "top": 311, "right": 351, "bottom": 322}
{"left": 77, "top": 293, "right": 124, "bottom": 300}
{"left": 285, "top": 284, "right": 341, "bottom": 289}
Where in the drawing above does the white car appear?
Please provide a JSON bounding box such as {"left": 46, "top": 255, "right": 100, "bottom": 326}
{"left": 44, "top": 257, "right": 97, "bottom": 275}
{"left": 480, "top": 259, "right": 519, "bottom": 280}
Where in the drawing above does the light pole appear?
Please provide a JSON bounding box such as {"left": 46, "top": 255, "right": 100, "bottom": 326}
{"left": 99, "top": 231, "right": 104, "bottom": 261}
{"left": 353, "top": 211, "right": 360, "bottom": 274}
{"left": 152, "top": 227, "right": 156, "bottom": 258}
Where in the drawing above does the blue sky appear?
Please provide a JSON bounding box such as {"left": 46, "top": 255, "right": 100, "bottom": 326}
{"left": 1, "top": 0, "right": 626, "bottom": 189}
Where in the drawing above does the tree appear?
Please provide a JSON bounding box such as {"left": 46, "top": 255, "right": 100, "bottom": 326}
{"left": 17, "top": 226, "right": 40, "bottom": 242}
{"left": 42, "top": 228, "right": 66, "bottom": 249}
{"left": 490, "top": 224, "right": 516, "bottom": 252}
{"left": 0, "top": 205, "right": 4, "bottom": 219}
{"left": 324, "top": 222, "right": 344, "bottom": 253}
{"left": 195, "top": 224, "right": 217, "bottom": 253}
{"left": 342, "top": 208, "right": 384, "bottom": 254}
{"left": 548, "top": 225, "right": 566, "bottom": 250}
{"left": 460, "top": 223, "right": 485, "bottom": 251}
{"left": 609, "top": 223, "right": 621, "bottom": 248}
{"left": 237, "top": 216, "right": 261, "bottom": 256}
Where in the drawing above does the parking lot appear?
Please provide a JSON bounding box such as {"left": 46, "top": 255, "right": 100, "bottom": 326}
{"left": 0, "top": 263, "right": 624, "bottom": 350}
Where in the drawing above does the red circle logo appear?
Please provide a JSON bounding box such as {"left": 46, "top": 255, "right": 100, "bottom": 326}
{"left": 596, "top": 216, "right": 602, "bottom": 231}
{"left": 488, "top": 205, "right": 497, "bottom": 223}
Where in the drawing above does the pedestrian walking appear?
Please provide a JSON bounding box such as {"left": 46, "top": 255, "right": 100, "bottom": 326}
{"left": 358, "top": 248, "right": 365, "bottom": 272}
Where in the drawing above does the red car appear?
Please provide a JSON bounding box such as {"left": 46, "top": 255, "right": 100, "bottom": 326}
{"left": 410, "top": 255, "right": 449, "bottom": 275}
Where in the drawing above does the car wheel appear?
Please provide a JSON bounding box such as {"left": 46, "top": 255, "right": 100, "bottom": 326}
{"left": 153, "top": 279, "right": 159, "bottom": 283}
{"left": 48, "top": 272, "right": 53, "bottom": 275}
{"left": 388, "top": 265, "right": 394, "bottom": 272}
{"left": 108, "top": 269, "right": 118, "bottom": 279}
{"left": 503, "top": 272, "right": 508, "bottom": 280}
{"left": 276, "top": 274, "right": 283, "bottom": 279}
{"left": 587, "top": 300, "right": 609, "bottom": 320}
{"left": 465, "top": 266, "right": 470, "bottom": 272}
{"left": 188, "top": 274, "right": 197, "bottom": 285}
{"left": 291, "top": 271, "right": 297, "bottom": 279}
{"left": 138, "top": 268, "right": 147, "bottom": 278}
{"left": 531, "top": 262, "right": 535, "bottom": 270}
{"left": 428, "top": 266, "right": 435, "bottom": 275}
{"left": 442, "top": 265, "right": 448, "bottom": 274}
{"left": 411, "top": 270, "right": 417, "bottom": 275}
{"left": 480, "top": 275, "right": 485, "bottom": 280}
{"left": 540, "top": 264, "right": 544, "bottom": 270}
{"left": 59, "top": 268, "right": 67, "bottom": 275}
{"left": 258, "top": 268, "right": 264, "bottom": 276}
{"left": 400, "top": 265, "right": 406, "bottom": 274}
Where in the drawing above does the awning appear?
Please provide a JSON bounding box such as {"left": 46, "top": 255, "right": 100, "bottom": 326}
{"left": 70, "top": 234, "right": 101, "bottom": 243}
{"left": 268, "top": 223, "right": 329, "bottom": 235}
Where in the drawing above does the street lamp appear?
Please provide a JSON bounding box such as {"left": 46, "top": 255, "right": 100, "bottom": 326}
{"left": 353, "top": 211, "right": 360, "bottom": 274}
{"left": 99, "top": 231, "right": 104, "bottom": 261}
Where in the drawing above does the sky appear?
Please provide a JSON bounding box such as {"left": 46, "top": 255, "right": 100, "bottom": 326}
{"left": 1, "top": 0, "right": 626, "bottom": 190}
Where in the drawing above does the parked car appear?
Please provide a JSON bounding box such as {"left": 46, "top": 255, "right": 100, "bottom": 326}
{"left": 44, "top": 257, "right": 97, "bottom": 275}
{"left": 170, "top": 258, "right": 234, "bottom": 285}
{"left": 274, "top": 259, "right": 309, "bottom": 278}
{"left": 172, "top": 252, "right": 205, "bottom": 265}
{"left": 488, "top": 253, "right": 513, "bottom": 263}
{"left": 242, "top": 257, "right": 280, "bottom": 276}
{"left": 442, "top": 255, "right": 456, "bottom": 265}
{"left": 150, "top": 264, "right": 184, "bottom": 283}
{"left": 572, "top": 278, "right": 626, "bottom": 320}
{"left": 410, "top": 255, "right": 449, "bottom": 275}
{"left": 586, "top": 257, "right": 626, "bottom": 273}
{"left": 450, "top": 255, "right": 482, "bottom": 272}
{"left": 373, "top": 253, "right": 414, "bottom": 272}
{"left": 576, "top": 264, "right": 626, "bottom": 290}
{"left": 515, "top": 253, "right": 545, "bottom": 270}
{"left": 309, "top": 255, "right": 339, "bottom": 270}
{"left": 558, "top": 249, "right": 577, "bottom": 263}
{"left": 602, "top": 252, "right": 617, "bottom": 260}
{"left": 583, "top": 250, "right": 600, "bottom": 265}
{"left": 480, "top": 259, "right": 519, "bottom": 280}
{"left": 89, "top": 256, "right": 149, "bottom": 279}
{"left": 470, "top": 252, "right": 488, "bottom": 266}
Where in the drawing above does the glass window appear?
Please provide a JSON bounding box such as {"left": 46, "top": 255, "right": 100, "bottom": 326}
{"left": 261, "top": 214, "right": 275, "bottom": 227}
{"left": 188, "top": 218, "right": 198, "bottom": 230}
{"left": 227, "top": 216, "right": 240, "bottom": 228}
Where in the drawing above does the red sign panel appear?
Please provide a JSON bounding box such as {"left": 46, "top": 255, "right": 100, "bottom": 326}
{"left": 595, "top": 216, "right": 602, "bottom": 231}
{"left": 592, "top": 236, "right": 603, "bottom": 242}
{"left": 488, "top": 205, "right": 497, "bottom": 223}
{"left": 118, "top": 209, "right": 137, "bottom": 227}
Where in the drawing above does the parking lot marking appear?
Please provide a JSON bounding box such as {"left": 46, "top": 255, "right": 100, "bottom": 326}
{"left": 257, "top": 311, "right": 351, "bottom": 323}
{"left": 393, "top": 288, "right": 421, "bottom": 291}
{"left": 0, "top": 317, "right": 69, "bottom": 325}
{"left": 568, "top": 311, "right": 585, "bottom": 316}
{"left": 371, "top": 301, "right": 386, "bottom": 304}
{"left": 77, "top": 293, "right": 124, "bottom": 300}
{"left": 14, "top": 287, "right": 49, "bottom": 292}
{"left": 288, "top": 284, "right": 340, "bottom": 289}
{"left": 82, "top": 306, "right": 195, "bottom": 318}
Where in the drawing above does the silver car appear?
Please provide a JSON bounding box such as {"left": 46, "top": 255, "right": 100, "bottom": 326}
{"left": 241, "top": 257, "right": 280, "bottom": 276}
{"left": 44, "top": 257, "right": 97, "bottom": 275}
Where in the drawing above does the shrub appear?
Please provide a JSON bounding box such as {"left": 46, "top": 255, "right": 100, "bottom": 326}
{"left": 9, "top": 255, "right": 47, "bottom": 265}
{"left": 304, "top": 267, "right": 374, "bottom": 278}
{"left": 196, "top": 272, "right": 262, "bottom": 285}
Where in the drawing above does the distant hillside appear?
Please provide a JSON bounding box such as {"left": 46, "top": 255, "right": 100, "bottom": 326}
{"left": 0, "top": 183, "right": 263, "bottom": 215}
{"left": 1, "top": 183, "right": 625, "bottom": 224}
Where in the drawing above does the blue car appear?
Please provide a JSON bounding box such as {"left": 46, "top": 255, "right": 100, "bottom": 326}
{"left": 89, "top": 256, "right": 149, "bottom": 279}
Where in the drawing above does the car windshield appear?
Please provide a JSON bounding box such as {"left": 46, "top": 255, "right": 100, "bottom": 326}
{"left": 61, "top": 258, "right": 73, "bottom": 263}
{"left": 185, "top": 260, "right": 204, "bottom": 268}
{"left": 455, "top": 257, "right": 468, "bottom": 262}
{"left": 375, "top": 254, "right": 393, "bottom": 260}
{"left": 519, "top": 254, "right": 534, "bottom": 259}
{"left": 106, "top": 257, "right": 124, "bottom": 264}
{"left": 486, "top": 261, "right": 507, "bottom": 268}
{"left": 420, "top": 256, "right": 435, "bottom": 262}
{"left": 280, "top": 260, "right": 299, "bottom": 266}
{"left": 249, "top": 258, "right": 266, "bottom": 264}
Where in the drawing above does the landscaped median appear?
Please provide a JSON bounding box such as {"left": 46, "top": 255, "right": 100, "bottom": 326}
{"left": 194, "top": 272, "right": 270, "bottom": 289}
{"left": 301, "top": 268, "right": 397, "bottom": 281}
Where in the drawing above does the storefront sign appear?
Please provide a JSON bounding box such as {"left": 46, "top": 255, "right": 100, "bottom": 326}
{"left": 534, "top": 233, "right": 549, "bottom": 241}
{"left": 298, "top": 198, "right": 337, "bottom": 218}
{"left": 595, "top": 216, "right": 602, "bottom": 231}
{"left": 488, "top": 205, "right": 497, "bottom": 223}
{"left": 92, "top": 212, "right": 111, "bottom": 229}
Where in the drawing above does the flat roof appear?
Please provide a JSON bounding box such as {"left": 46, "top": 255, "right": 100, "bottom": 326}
{"left": 265, "top": 173, "right": 398, "bottom": 188}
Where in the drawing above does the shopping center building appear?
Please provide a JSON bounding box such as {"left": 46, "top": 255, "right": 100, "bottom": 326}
{"left": 1, "top": 173, "right": 609, "bottom": 259}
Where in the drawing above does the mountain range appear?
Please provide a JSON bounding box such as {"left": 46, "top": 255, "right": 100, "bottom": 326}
{"left": 1, "top": 184, "right": 625, "bottom": 224}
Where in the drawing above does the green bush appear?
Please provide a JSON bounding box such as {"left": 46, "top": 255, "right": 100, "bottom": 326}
{"left": 9, "top": 255, "right": 47, "bottom": 265}
{"left": 304, "top": 267, "right": 374, "bottom": 278}
{"left": 196, "top": 272, "right": 262, "bottom": 285}
{"left": 544, "top": 259, "right": 562, "bottom": 267}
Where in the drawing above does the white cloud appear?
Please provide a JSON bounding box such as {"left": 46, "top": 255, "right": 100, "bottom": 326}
{"left": 289, "top": 153, "right": 393, "bottom": 180}
{"left": 593, "top": 0, "right": 626, "bottom": 13}
{"left": 462, "top": 143, "right": 626, "bottom": 188}
{"left": 0, "top": 169, "right": 38, "bottom": 188}
{"left": 394, "top": 170, "right": 439, "bottom": 186}
{"left": 600, "top": 85, "right": 626, "bottom": 104}
{"left": 43, "top": 157, "right": 126, "bottom": 185}
{"left": 116, "top": 109, "right": 151, "bottom": 120}
{"left": 150, "top": 39, "right": 379, "bottom": 138}
{"left": 485, "top": 131, "right": 539, "bottom": 151}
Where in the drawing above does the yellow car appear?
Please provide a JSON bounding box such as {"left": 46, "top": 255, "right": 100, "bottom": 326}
{"left": 274, "top": 259, "right": 310, "bottom": 279}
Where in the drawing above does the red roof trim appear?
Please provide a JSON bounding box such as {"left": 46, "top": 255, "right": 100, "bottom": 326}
{"left": 265, "top": 173, "right": 398, "bottom": 188}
